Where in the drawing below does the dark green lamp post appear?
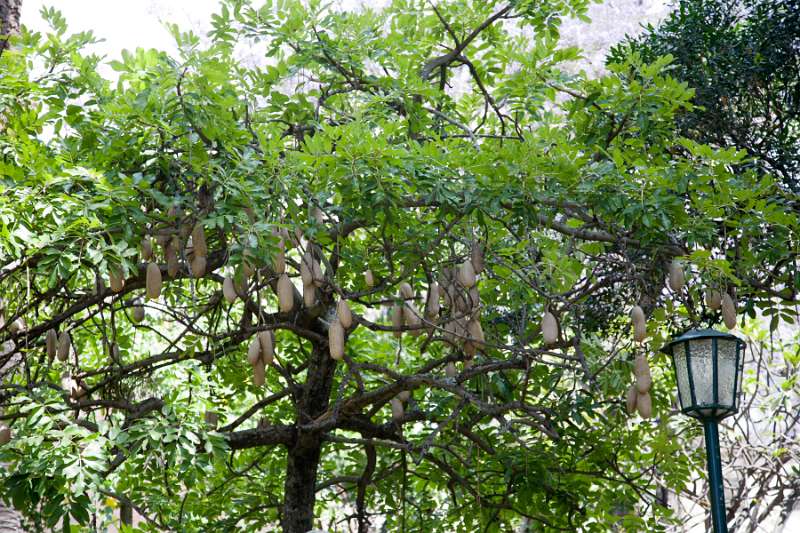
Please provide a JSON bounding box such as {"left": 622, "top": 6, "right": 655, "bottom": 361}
{"left": 661, "top": 329, "right": 746, "bottom": 533}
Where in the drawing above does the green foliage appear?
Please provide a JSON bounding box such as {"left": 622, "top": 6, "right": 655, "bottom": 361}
{"left": 609, "top": 0, "right": 800, "bottom": 192}
{"left": 0, "top": 1, "right": 797, "bottom": 532}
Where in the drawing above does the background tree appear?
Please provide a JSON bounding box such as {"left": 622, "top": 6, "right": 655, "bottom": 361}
{"left": 0, "top": 1, "right": 798, "bottom": 532}
{"left": 609, "top": 0, "right": 800, "bottom": 192}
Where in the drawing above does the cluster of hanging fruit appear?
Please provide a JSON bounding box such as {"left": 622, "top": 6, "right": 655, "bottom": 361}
{"left": 623, "top": 258, "right": 740, "bottom": 421}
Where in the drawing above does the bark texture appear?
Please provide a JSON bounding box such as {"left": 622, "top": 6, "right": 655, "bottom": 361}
{"left": 281, "top": 342, "right": 337, "bottom": 533}
{"left": 0, "top": 0, "right": 22, "bottom": 52}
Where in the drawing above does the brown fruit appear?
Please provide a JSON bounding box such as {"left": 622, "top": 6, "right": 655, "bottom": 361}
{"left": 303, "top": 284, "right": 316, "bottom": 307}
{"left": 192, "top": 223, "right": 208, "bottom": 257}
{"left": 467, "top": 318, "right": 485, "bottom": 345}
{"left": 391, "top": 305, "right": 404, "bottom": 338}
{"left": 705, "top": 289, "right": 722, "bottom": 310}
{"left": 132, "top": 303, "right": 146, "bottom": 323}
{"left": 9, "top": 318, "right": 26, "bottom": 334}
{"left": 456, "top": 260, "right": 477, "bottom": 288}
{"left": 668, "top": 259, "right": 685, "bottom": 292}
{"left": 57, "top": 331, "right": 71, "bottom": 362}
{"left": 258, "top": 331, "right": 274, "bottom": 365}
{"left": 390, "top": 398, "right": 404, "bottom": 421}
{"left": 445, "top": 361, "right": 457, "bottom": 378}
{"left": 109, "top": 268, "right": 125, "bottom": 293}
{"left": 222, "top": 276, "right": 238, "bottom": 303}
{"left": 399, "top": 282, "right": 414, "bottom": 301}
{"left": 337, "top": 300, "right": 353, "bottom": 329}
{"left": 633, "top": 355, "right": 652, "bottom": 394}
{"left": 190, "top": 255, "right": 207, "bottom": 278}
{"left": 425, "top": 283, "right": 440, "bottom": 319}
{"left": 273, "top": 248, "right": 286, "bottom": 275}
{"left": 405, "top": 305, "right": 422, "bottom": 337}
{"left": 364, "top": 270, "right": 375, "bottom": 288}
{"left": 311, "top": 205, "right": 324, "bottom": 225}
{"left": 625, "top": 385, "right": 638, "bottom": 415}
{"left": 721, "top": 293, "right": 737, "bottom": 329}
{"left": 636, "top": 392, "right": 652, "bottom": 419}
{"left": 146, "top": 262, "right": 162, "bottom": 300}
{"left": 166, "top": 242, "right": 180, "bottom": 277}
{"left": 397, "top": 391, "right": 411, "bottom": 402}
{"left": 111, "top": 343, "right": 121, "bottom": 361}
{"left": 311, "top": 257, "right": 324, "bottom": 287}
{"left": 300, "top": 253, "right": 314, "bottom": 286}
{"left": 470, "top": 241, "right": 485, "bottom": 274}
{"left": 277, "top": 274, "right": 295, "bottom": 312}
{"left": 328, "top": 319, "right": 345, "bottom": 360}
{"left": 0, "top": 425, "right": 11, "bottom": 445}
{"left": 467, "top": 285, "right": 480, "bottom": 311}
{"left": 631, "top": 306, "right": 646, "bottom": 342}
{"left": 541, "top": 312, "right": 558, "bottom": 345}
{"left": 253, "top": 359, "right": 266, "bottom": 386}
{"left": 46, "top": 328, "right": 58, "bottom": 362}
{"left": 247, "top": 337, "right": 261, "bottom": 365}
{"left": 141, "top": 238, "right": 153, "bottom": 262}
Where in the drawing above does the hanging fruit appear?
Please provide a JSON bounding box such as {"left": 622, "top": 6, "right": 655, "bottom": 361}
{"left": 633, "top": 355, "right": 652, "bottom": 394}
{"left": 146, "top": 262, "right": 162, "bottom": 300}
{"left": 541, "top": 311, "right": 558, "bottom": 346}
{"left": 191, "top": 223, "right": 208, "bottom": 257}
{"left": 625, "top": 385, "right": 638, "bottom": 415}
{"left": 222, "top": 276, "right": 238, "bottom": 303}
{"left": 46, "top": 328, "right": 58, "bottom": 362}
{"left": 132, "top": 301, "right": 146, "bottom": 323}
{"left": 258, "top": 331, "right": 274, "bottom": 365}
{"left": 57, "top": 331, "right": 71, "bottom": 362}
{"left": 457, "top": 260, "right": 477, "bottom": 288}
{"left": 425, "top": 283, "right": 440, "bottom": 319}
{"left": 277, "top": 274, "right": 295, "bottom": 312}
{"left": 109, "top": 267, "right": 125, "bottom": 293}
{"left": 631, "top": 306, "right": 647, "bottom": 342}
{"left": 668, "top": 259, "right": 685, "bottom": 292}
{"left": 328, "top": 319, "right": 345, "bottom": 360}
{"left": 337, "top": 300, "right": 353, "bottom": 329}
{"left": 705, "top": 289, "right": 722, "bottom": 310}
{"left": 140, "top": 238, "right": 153, "bottom": 262}
{"left": 636, "top": 392, "right": 652, "bottom": 418}
{"left": 470, "top": 241, "right": 485, "bottom": 274}
{"left": 391, "top": 305, "right": 404, "bottom": 338}
{"left": 253, "top": 359, "right": 266, "bottom": 386}
{"left": 721, "top": 293, "right": 737, "bottom": 329}
{"left": 247, "top": 337, "right": 261, "bottom": 365}
{"left": 390, "top": 398, "right": 404, "bottom": 421}
{"left": 445, "top": 361, "right": 457, "bottom": 378}
{"left": 364, "top": 270, "right": 375, "bottom": 288}
{"left": 399, "top": 282, "right": 414, "bottom": 301}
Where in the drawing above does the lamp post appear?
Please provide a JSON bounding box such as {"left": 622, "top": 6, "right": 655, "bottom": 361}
{"left": 661, "top": 329, "right": 746, "bottom": 533}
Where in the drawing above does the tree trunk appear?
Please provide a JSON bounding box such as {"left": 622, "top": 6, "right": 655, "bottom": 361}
{"left": 281, "top": 341, "right": 337, "bottom": 533}
{"left": 0, "top": 0, "right": 22, "bottom": 52}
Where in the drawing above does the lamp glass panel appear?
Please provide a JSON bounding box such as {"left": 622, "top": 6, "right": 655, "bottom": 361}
{"left": 673, "top": 346, "right": 692, "bottom": 410}
{"left": 715, "top": 338, "right": 738, "bottom": 408}
{"left": 688, "top": 338, "right": 715, "bottom": 406}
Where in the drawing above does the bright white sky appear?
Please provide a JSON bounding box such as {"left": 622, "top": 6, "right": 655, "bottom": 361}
{"left": 20, "top": 0, "right": 670, "bottom": 77}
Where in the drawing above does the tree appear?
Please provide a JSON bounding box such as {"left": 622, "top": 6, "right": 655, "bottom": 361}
{"left": 609, "top": 0, "right": 800, "bottom": 192}
{"left": 0, "top": 1, "right": 798, "bottom": 532}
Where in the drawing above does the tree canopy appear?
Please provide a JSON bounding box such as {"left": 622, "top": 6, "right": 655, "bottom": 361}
{"left": 610, "top": 0, "right": 800, "bottom": 192}
{"left": 0, "top": 1, "right": 798, "bottom": 531}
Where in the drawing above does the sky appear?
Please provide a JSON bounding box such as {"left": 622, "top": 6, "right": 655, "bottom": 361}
{"left": 20, "top": 0, "right": 671, "bottom": 77}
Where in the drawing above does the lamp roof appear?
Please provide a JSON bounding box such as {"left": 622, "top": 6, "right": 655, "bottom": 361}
{"left": 660, "top": 328, "right": 746, "bottom": 355}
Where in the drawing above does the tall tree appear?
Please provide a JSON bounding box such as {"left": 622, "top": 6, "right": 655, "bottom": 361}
{"left": 610, "top": 0, "right": 800, "bottom": 192}
{"left": 0, "top": 1, "right": 797, "bottom": 532}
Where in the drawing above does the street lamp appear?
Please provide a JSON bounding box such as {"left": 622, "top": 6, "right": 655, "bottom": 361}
{"left": 661, "top": 329, "right": 746, "bottom": 533}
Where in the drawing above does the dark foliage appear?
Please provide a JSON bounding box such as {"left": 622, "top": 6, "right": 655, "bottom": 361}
{"left": 610, "top": 0, "right": 800, "bottom": 191}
